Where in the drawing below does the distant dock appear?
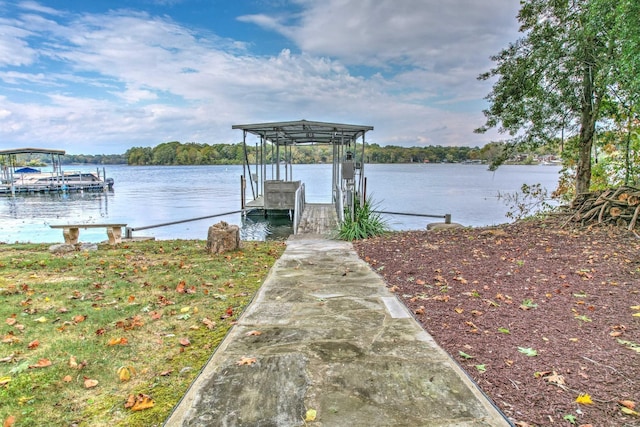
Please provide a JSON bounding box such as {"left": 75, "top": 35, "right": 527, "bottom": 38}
{"left": 0, "top": 148, "right": 113, "bottom": 196}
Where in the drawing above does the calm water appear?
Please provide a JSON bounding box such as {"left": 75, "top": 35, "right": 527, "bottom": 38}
{"left": 0, "top": 163, "right": 561, "bottom": 243}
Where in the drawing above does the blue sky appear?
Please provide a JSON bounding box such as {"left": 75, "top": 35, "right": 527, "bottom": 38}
{"left": 0, "top": 0, "right": 521, "bottom": 154}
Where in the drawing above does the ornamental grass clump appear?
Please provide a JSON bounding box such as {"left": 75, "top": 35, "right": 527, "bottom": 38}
{"left": 338, "top": 198, "right": 389, "bottom": 241}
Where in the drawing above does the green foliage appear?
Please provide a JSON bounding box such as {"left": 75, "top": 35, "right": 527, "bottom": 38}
{"left": 338, "top": 198, "right": 389, "bottom": 241}
{"left": 477, "top": 0, "right": 640, "bottom": 194}
{"left": 501, "top": 183, "right": 555, "bottom": 221}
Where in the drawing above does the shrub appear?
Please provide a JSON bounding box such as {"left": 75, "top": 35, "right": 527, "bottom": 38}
{"left": 338, "top": 198, "right": 389, "bottom": 240}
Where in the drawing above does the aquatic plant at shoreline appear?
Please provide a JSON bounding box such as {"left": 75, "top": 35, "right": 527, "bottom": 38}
{"left": 338, "top": 198, "right": 389, "bottom": 241}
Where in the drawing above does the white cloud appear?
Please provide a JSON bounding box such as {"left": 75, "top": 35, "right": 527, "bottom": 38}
{"left": 17, "top": 0, "right": 63, "bottom": 16}
{"left": 0, "top": 23, "right": 38, "bottom": 66}
{"left": 0, "top": 1, "right": 521, "bottom": 153}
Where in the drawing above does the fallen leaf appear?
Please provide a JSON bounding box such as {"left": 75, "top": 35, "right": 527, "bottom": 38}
{"left": 73, "top": 315, "right": 86, "bottom": 323}
{"left": 0, "top": 354, "right": 15, "bottom": 363}
{"left": 202, "top": 318, "right": 216, "bottom": 329}
{"left": 236, "top": 356, "right": 257, "bottom": 366}
{"left": 414, "top": 306, "right": 425, "bottom": 315}
{"left": 124, "top": 394, "right": 136, "bottom": 408}
{"left": 575, "top": 393, "right": 593, "bottom": 405}
{"left": 176, "top": 281, "right": 186, "bottom": 293}
{"left": 118, "top": 366, "right": 136, "bottom": 382}
{"left": 159, "top": 369, "right": 173, "bottom": 376}
{"left": 5, "top": 318, "right": 16, "bottom": 326}
{"left": 27, "top": 339, "right": 39, "bottom": 349}
{"left": 84, "top": 377, "right": 99, "bottom": 388}
{"left": 305, "top": 408, "right": 317, "bottom": 422}
{"left": 108, "top": 337, "right": 128, "bottom": 346}
{"left": 29, "top": 359, "right": 52, "bottom": 368}
{"left": 543, "top": 371, "right": 566, "bottom": 387}
{"left": 620, "top": 407, "right": 640, "bottom": 416}
{"left": 125, "top": 393, "right": 155, "bottom": 411}
{"left": 619, "top": 400, "right": 636, "bottom": 410}
{"left": 3, "top": 415, "right": 16, "bottom": 427}
{"left": 62, "top": 375, "right": 72, "bottom": 383}
{"left": 1, "top": 333, "right": 19, "bottom": 344}
{"left": 179, "top": 337, "right": 190, "bottom": 347}
{"left": 454, "top": 307, "right": 464, "bottom": 314}
{"left": 453, "top": 276, "right": 468, "bottom": 284}
{"left": 127, "top": 295, "right": 135, "bottom": 303}
{"left": 0, "top": 376, "right": 11, "bottom": 387}
{"left": 245, "top": 330, "right": 262, "bottom": 336}
{"left": 518, "top": 347, "right": 537, "bottom": 357}
{"left": 34, "top": 316, "right": 47, "bottom": 323}
{"left": 458, "top": 351, "right": 474, "bottom": 359}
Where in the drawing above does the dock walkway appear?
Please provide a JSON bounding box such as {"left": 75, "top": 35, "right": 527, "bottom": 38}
{"left": 165, "top": 235, "right": 510, "bottom": 426}
{"left": 296, "top": 203, "right": 338, "bottom": 235}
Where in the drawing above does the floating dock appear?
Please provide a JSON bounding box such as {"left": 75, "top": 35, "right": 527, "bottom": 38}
{"left": 0, "top": 148, "right": 113, "bottom": 196}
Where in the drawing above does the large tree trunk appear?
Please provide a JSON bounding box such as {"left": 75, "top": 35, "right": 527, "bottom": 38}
{"left": 575, "top": 62, "right": 598, "bottom": 195}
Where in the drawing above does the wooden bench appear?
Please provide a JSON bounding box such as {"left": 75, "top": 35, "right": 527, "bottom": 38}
{"left": 50, "top": 223, "right": 127, "bottom": 245}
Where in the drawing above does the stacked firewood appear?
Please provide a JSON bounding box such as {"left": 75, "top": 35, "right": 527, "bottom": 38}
{"left": 569, "top": 186, "right": 640, "bottom": 230}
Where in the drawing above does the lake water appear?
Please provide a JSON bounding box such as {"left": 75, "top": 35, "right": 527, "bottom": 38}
{"left": 0, "top": 163, "right": 561, "bottom": 243}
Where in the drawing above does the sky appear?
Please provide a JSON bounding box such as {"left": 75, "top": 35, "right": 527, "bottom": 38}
{"left": 0, "top": 0, "right": 522, "bottom": 155}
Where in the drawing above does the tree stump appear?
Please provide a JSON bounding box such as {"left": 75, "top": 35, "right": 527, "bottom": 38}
{"left": 206, "top": 221, "right": 240, "bottom": 254}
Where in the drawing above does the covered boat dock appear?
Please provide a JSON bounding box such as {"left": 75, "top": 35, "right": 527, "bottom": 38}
{"left": 0, "top": 148, "right": 112, "bottom": 195}
{"left": 233, "top": 120, "right": 374, "bottom": 234}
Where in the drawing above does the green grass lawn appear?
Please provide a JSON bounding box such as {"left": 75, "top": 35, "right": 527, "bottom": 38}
{"left": 0, "top": 239, "right": 285, "bottom": 426}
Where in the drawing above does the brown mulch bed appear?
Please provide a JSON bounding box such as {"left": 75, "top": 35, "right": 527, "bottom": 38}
{"left": 354, "top": 217, "right": 640, "bottom": 427}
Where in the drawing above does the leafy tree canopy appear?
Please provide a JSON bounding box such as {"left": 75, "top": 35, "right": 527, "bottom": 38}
{"left": 477, "top": 0, "right": 640, "bottom": 195}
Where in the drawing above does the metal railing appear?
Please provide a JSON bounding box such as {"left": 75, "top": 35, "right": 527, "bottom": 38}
{"left": 373, "top": 210, "right": 451, "bottom": 224}
{"left": 334, "top": 185, "right": 344, "bottom": 223}
{"left": 125, "top": 209, "right": 243, "bottom": 238}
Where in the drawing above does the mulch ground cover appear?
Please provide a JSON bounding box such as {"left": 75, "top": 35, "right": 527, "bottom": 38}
{"left": 354, "top": 218, "right": 640, "bottom": 427}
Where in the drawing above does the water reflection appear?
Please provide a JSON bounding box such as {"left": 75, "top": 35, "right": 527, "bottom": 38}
{"left": 241, "top": 215, "right": 294, "bottom": 241}
{"left": 2, "top": 191, "right": 112, "bottom": 220}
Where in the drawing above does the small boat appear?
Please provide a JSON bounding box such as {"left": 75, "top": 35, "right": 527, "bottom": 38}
{"left": 0, "top": 148, "right": 114, "bottom": 195}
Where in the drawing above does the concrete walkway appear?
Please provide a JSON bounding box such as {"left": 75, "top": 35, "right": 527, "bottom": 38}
{"left": 165, "top": 235, "right": 511, "bottom": 426}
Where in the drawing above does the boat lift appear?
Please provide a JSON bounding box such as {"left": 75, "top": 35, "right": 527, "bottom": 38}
{"left": 232, "top": 120, "right": 374, "bottom": 232}
{"left": 0, "top": 148, "right": 112, "bottom": 196}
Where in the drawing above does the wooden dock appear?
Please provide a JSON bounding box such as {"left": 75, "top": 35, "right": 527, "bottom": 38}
{"left": 296, "top": 203, "right": 338, "bottom": 235}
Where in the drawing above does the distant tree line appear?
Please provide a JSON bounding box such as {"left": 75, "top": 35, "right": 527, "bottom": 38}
{"left": 63, "top": 153, "right": 127, "bottom": 164}
{"left": 123, "top": 140, "right": 558, "bottom": 166}
{"left": 6, "top": 152, "right": 127, "bottom": 166}
{"left": 10, "top": 140, "right": 558, "bottom": 167}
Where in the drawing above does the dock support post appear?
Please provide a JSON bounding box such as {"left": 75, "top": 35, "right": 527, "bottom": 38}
{"left": 445, "top": 214, "right": 451, "bottom": 224}
{"left": 125, "top": 227, "right": 132, "bottom": 239}
{"left": 240, "top": 175, "right": 246, "bottom": 209}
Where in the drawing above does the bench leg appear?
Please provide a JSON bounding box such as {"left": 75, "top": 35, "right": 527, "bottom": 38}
{"left": 106, "top": 227, "right": 122, "bottom": 245}
{"left": 63, "top": 227, "right": 80, "bottom": 245}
